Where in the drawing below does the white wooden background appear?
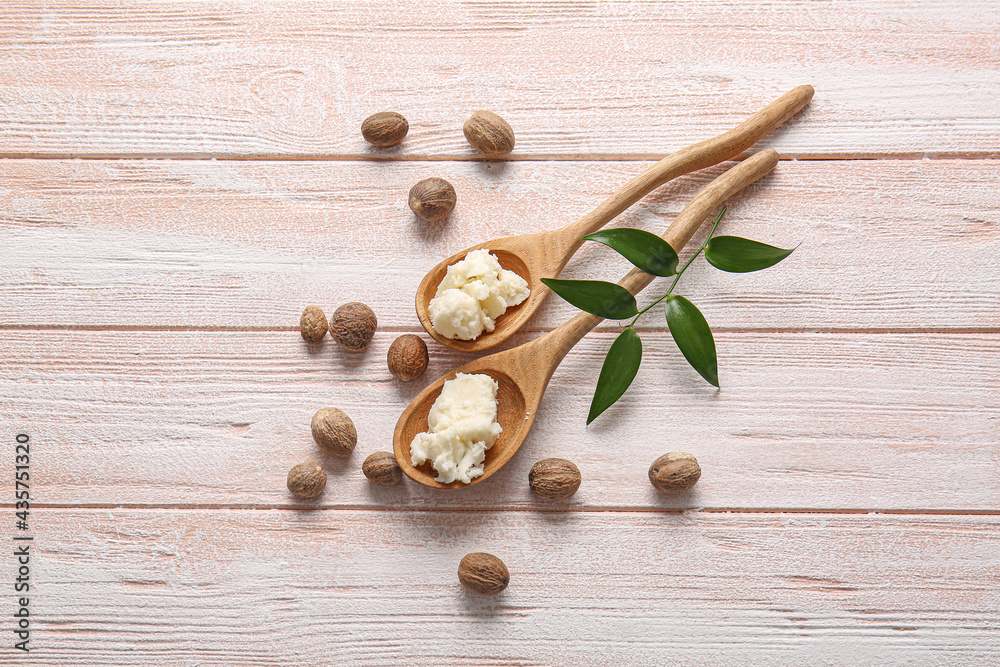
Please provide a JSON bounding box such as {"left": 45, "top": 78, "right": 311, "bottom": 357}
{"left": 2, "top": 1, "right": 999, "bottom": 664}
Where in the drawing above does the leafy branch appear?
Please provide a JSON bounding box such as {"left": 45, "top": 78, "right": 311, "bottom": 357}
{"left": 541, "top": 208, "right": 796, "bottom": 424}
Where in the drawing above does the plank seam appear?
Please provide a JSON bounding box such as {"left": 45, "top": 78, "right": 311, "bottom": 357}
{"left": 9, "top": 504, "right": 1000, "bottom": 515}
{"left": 0, "top": 152, "right": 997, "bottom": 162}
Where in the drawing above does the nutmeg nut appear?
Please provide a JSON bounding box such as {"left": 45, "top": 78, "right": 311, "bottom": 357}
{"left": 361, "top": 111, "right": 409, "bottom": 147}
{"left": 463, "top": 110, "right": 515, "bottom": 158}
{"left": 299, "top": 305, "right": 328, "bottom": 343}
{"left": 311, "top": 407, "right": 357, "bottom": 457}
{"left": 528, "top": 458, "right": 581, "bottom": 500}
{"left": 362, "top": 451, "right": 403, "bottom": 486}
{"left": 408, "top": 177, "right": 456, "bottom": 223}
{"left": 329, "top": 302, "right": 377, "bottom": 351}
{"left": 286, "top": 461, "right": 327, "bottom": 498}
{"left": 387, "top": 334, "right": 428, "bottom": 381}
{"left": 458, "top": 552, "right": 509, "bottom": 595}
{"left": 649, "top": 452, "right": 701, "bottom": 493}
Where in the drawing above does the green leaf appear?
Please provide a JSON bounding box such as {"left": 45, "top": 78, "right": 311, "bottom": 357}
{"left": 541, "top": 278, "right": 639, "bottom": 320}
{"left": 588, "top": 327, "right": 642, "bottom": 424}
{"left": 664, "top": 296, "right": 718, "bottom": 387}
{"left": 705, "top": 236, "right": 795, "bottom": 273}
{"left": 582, "top": 228, "right": 679, "bottom": 277}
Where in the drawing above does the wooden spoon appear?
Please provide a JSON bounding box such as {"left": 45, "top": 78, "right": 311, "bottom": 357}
{"left": 395, "top": 148, "right": 781, "bottom": 489}
{"left": 416, "top": 84, "right": 813, "bottom": 352}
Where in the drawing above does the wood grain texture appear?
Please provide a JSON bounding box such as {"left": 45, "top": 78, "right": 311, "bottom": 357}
{"left": 1, "top": 158, "right": 997, "bottom": 330}
{"left": 2, "top": 1, "right": 998, "bottom": 661}
{"left": 10, "top": 509, "right": 999, "bottom": 665}
{"left": 0, "top": 1, "right": 998, "bottom": 158}
{"left": 3, "top": 330, "right": 997, "bottom": 510}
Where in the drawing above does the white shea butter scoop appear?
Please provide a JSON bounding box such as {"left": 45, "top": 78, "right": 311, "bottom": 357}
{"left": 428, "top": 249, "right": 530, "bottom": 341}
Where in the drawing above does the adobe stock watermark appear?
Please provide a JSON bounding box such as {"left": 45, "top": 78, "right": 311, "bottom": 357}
{"left": 12, "top": 433, "right": 32, "bottom": 653}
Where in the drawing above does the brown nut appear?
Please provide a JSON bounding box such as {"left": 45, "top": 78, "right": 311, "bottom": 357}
{"left": 458, "top": 552, "right": 509, "bottom": 595}
{"left": 311, "top": 407, "right": 357, "bottom": 457}
{"left": 528, "top": 458, "right": 581, "bottom": 500}
{"left": 299, "top": 305, "right": 328, "bottom": 343}
{"left": 408, "top": 177, "right": 456, "bottom": 223}
{"left": 361, "top": 111, "right": 409, "bottom": 147}
{"left": 387, "top": 334, "right": 429, "bottom": 381}
{"left": 649, "top": 452, "right": 701, "bottom": 493}
{"left": 463, "top": 110, "right": 515, "bottom": 158}
{"left": 362, "top": 451, "right": 403, "bottom": 486}
{"left": 287, "top": 461, "right": 327, "bottom": 498}
{"left": 329, "top": 302, "right": 377, "bottom": 351}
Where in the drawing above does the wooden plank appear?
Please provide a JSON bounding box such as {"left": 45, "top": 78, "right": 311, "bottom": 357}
{"left": 1, "top": 158, "right": 997, "bottom": 330}
{"left": 0, "top": 1, "right": 998, "bottom": 158}
{"left": 3, "top": 330, "right": 997, "bottom": 510}
{"left": 11, "top": 509, "right": 1000, "bottom": 665}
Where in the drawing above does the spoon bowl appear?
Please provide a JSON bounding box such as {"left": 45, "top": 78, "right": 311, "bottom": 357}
{"left": 397, "top": 149, "right": 783, "bottom": 488}
{"left": 394, "top": 358, "right": 534, "bottom": 489}
{"left": 415, "top": 240, "right": 542, "bottom": 353}
{"left": 415, "top": 85, "right": 814, "bottom": 352}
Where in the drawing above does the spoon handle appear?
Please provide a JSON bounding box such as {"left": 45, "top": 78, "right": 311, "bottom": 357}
{"left": 532, "top": 148, "right": 781, "bottom": 370}
{"left": 555, "top": 85, "right": 812, "bottom": 256}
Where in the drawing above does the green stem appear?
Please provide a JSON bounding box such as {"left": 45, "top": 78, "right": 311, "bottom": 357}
{"left": 628, "top": 207, "right": 726, "bottom": 328}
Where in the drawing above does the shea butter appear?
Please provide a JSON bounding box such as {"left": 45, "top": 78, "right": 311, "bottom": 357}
{"left": 428, "top": 249, "right": 529, "bottom": 340}
{"left": 410, "top": 372, "right": 503, "bottom": 484}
